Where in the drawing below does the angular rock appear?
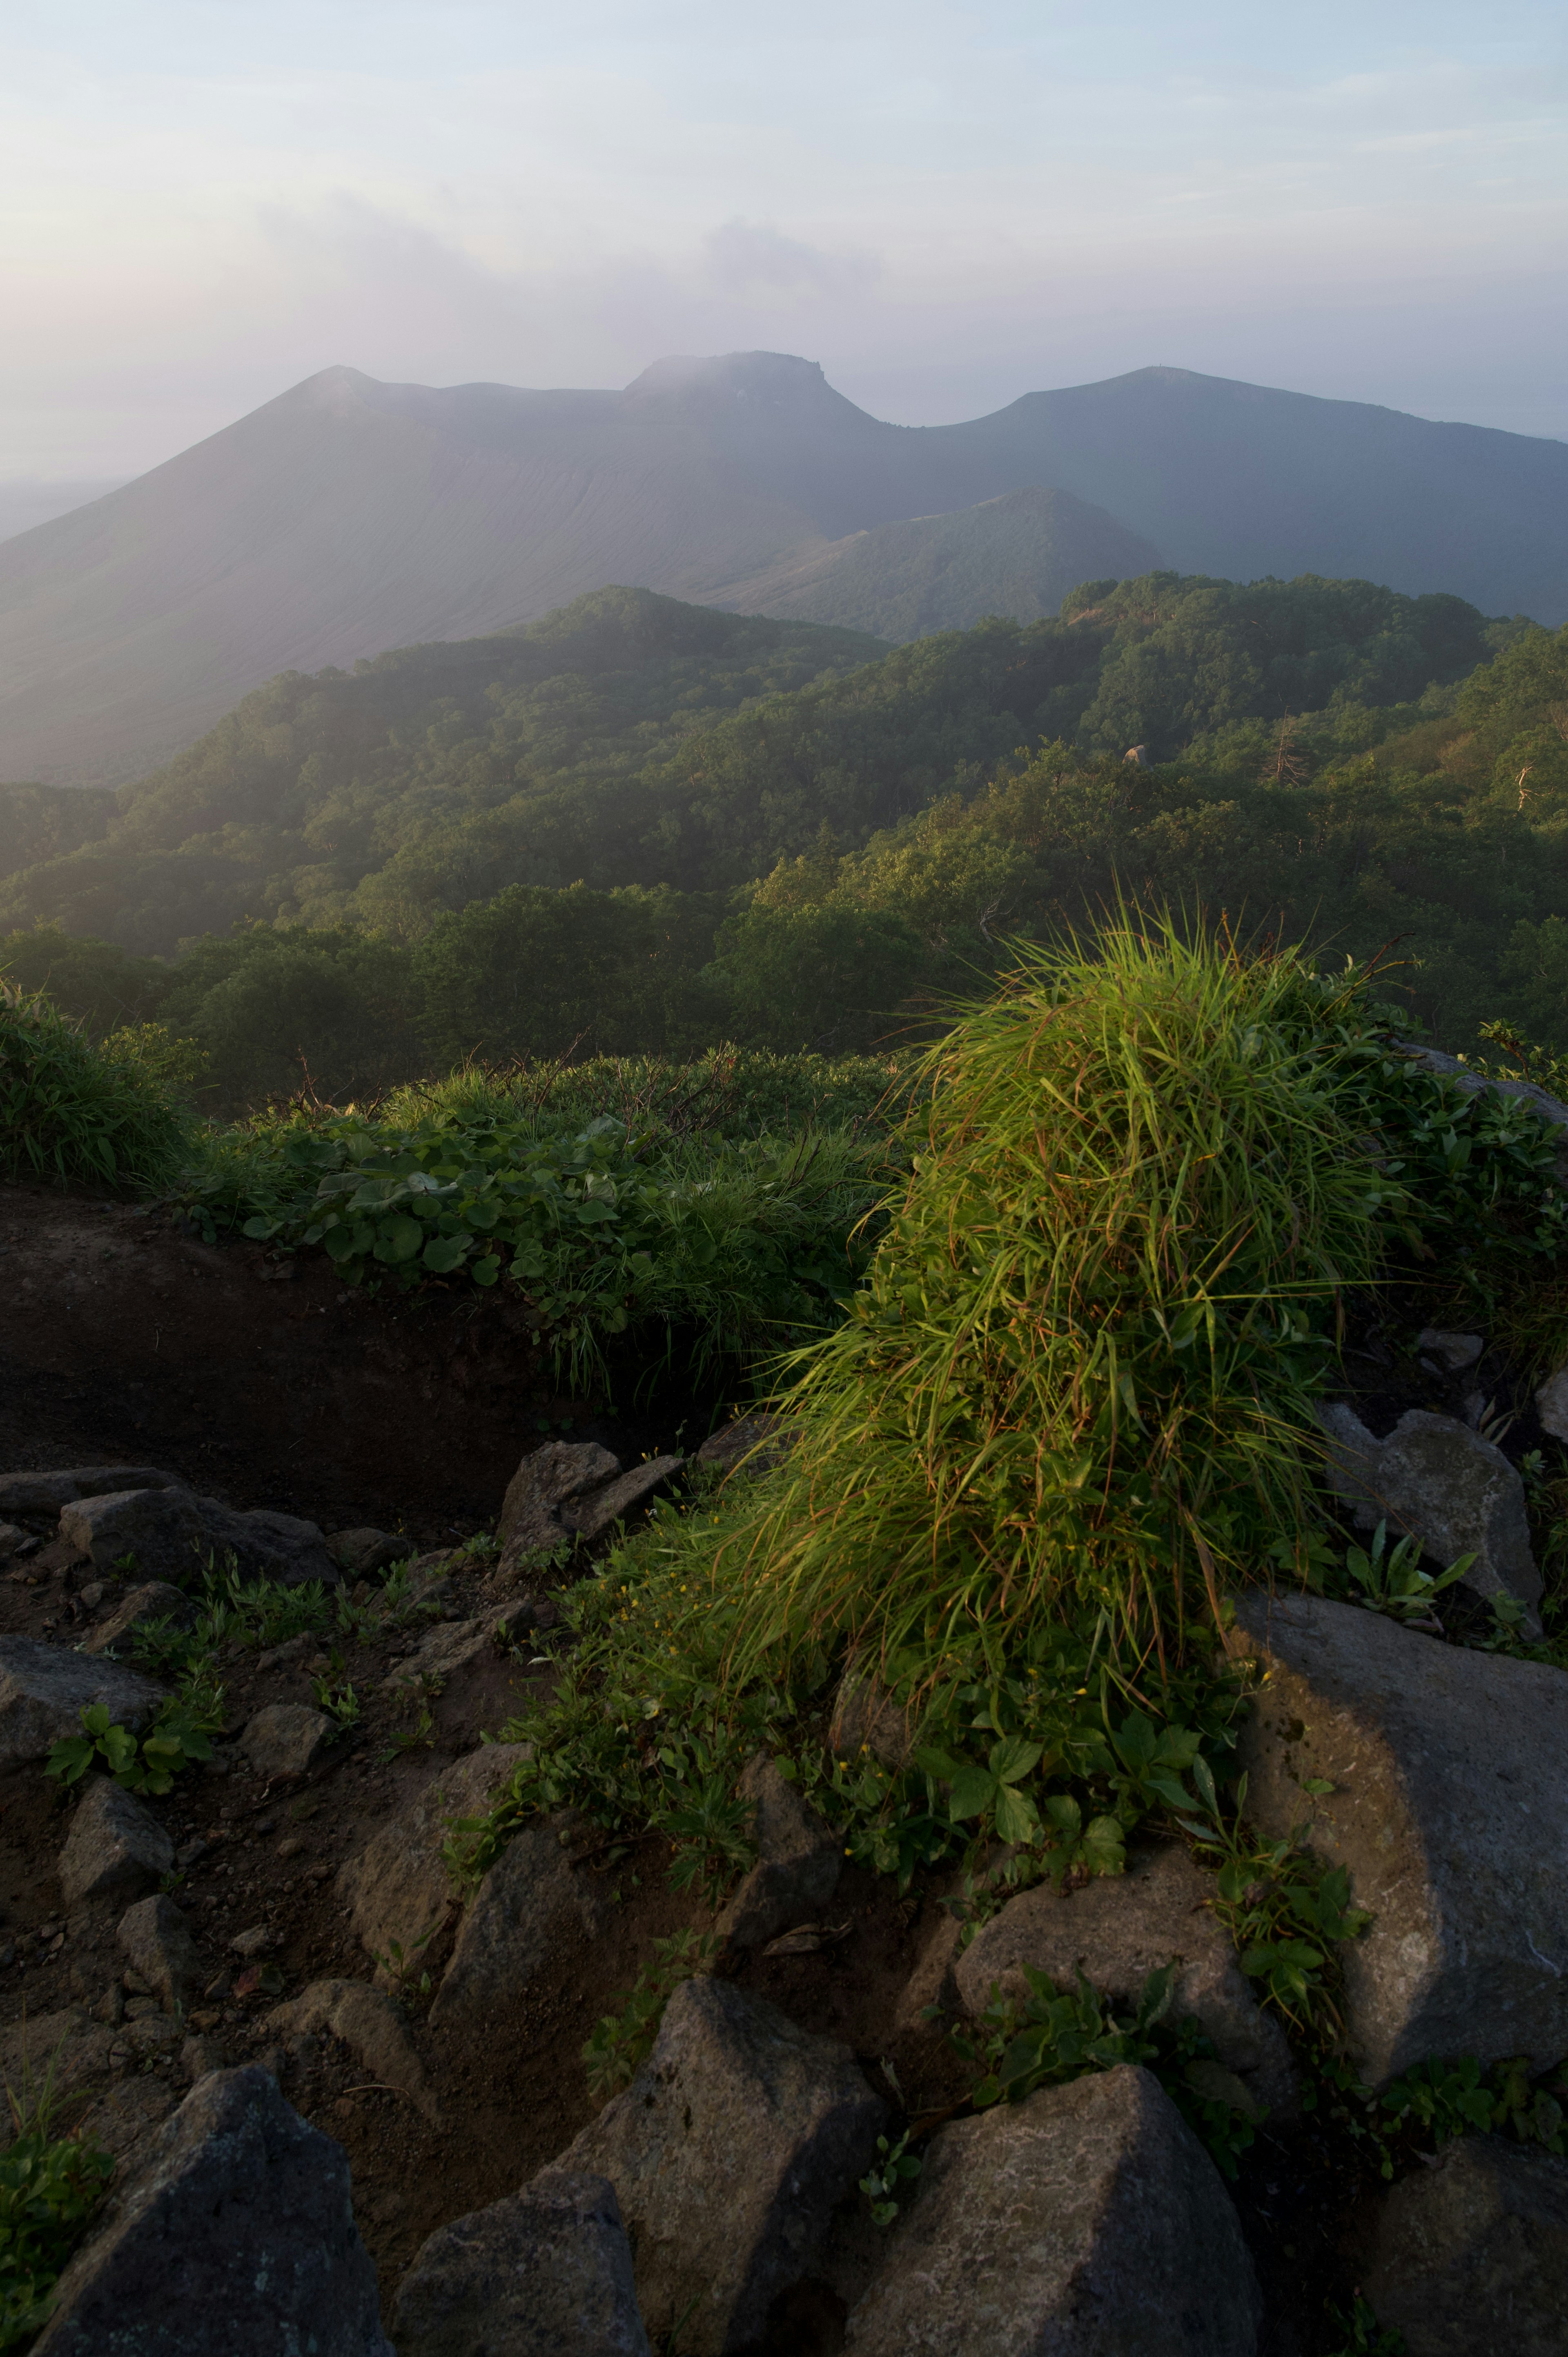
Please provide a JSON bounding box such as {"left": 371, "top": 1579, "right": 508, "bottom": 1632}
{"left": 954, "top": 1843, "right": 1296, "bottom": 2118}
{"left": 1318, "top": 1402, "right": 1541, "bottom": 1615}
{"left": 1417, "top": 1328, "right": 1484, "bottom": 1372}
{"left": 83, "top": 1581, "right": 196, "bottom": 1657}
{"left": 118, "top": 1894, "right": 198, "bottom": 2014}
{"left": 716, "top": 1754, "right": 841, "bottom": 1952}
{"left": 325, "top": 1527, "right": 410, "bottom": 1578}
{"left": 563, "top": 1976, "right": 886, "bottom": 2357}
{"left": 499, "top": 1442, "right": 619, "bottom": 1555}
{"left": 31, "top": 2065, "right": 391, "bottom": 2357}
{"left": 0, "top": 1636, "right": 164, "bottom": 1767}
{"left": 894, "top": 1908, "right": 964, "bottom": 2036}
{"left": 1361, "top": 2132, "right": 1568, "bottom": 2357}
{"left": 430, "top": 1812, "right": 614, "bottom": 2029}
{"left": 1228, "top": 1590, "right": 1568, "bottom": 2084}
{"left": 695, "top": 1414, "right": 793, "bottom": 1476}
{"left": 241, "top": 1703, "right": 333, "bottom": 1779}
{"left": 1536, "top": 1362, "right": 1568, "bottom": 1444}
{"left": 58, "top": 1779, "right": 174, "bottom": 1910}
{"left": 843, "top": 2064, "right": 1261, "bottom": 2357}
{"left": 393, "top": 2170, "right": 650, "bottom": 2357}
{"left": 58, "top": 1487, "right": 212, "bottom": 1586}
{"left": 0, "top": 2008, "right": 117, "bottom": 2113}
{"left": 0, "top": 1467, "right": 178, "bottom": 1516}
{"left": 563, "top": 1456, "right": 683, "bottom": 1544}
{"left": 337, "top": 1743, "right": 530, "bottom": 1974}
{"left": 381, "top": 1616, "right": 527, "bottom": 1752}
{"left": 265, "top": 1979, "right": 441, "bottom": 2124}
{"left": 212, "top": 1503, "right": 340, "bottom": 1588}
{"left": 0, "top": 1523, "right": 27, "bottom": 1561}
{"left": 380, "top": 1616, "right": 497, "bottom": 1696}
{"left": 828, "top": 1671, "right": 915, "bottom": 1771}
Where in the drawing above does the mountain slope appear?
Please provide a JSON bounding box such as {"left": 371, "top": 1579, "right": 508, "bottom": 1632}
{"left": 707, "top": 486, "right": 1162, "bottom": 639}
{"left": 2, "top": 350, "right": 1564, "bottom": 788}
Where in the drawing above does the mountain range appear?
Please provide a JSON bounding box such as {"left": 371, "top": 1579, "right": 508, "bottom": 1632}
{"left": 2, "top": 349, "right": 1565, "bottom": 788}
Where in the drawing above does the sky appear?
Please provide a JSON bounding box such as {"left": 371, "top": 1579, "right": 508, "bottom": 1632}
{"left": 3, "top": 0, "right": 1566, "bottom": 483}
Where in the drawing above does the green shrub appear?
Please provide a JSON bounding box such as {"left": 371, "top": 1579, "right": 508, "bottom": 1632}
{"left": 0, "top": 984, "right": 192, "bottom": 1193}
{"left": 0, "top": 2056, "right": 114, "bottom": 2348}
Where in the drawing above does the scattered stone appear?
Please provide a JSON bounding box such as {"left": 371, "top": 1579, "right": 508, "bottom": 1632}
{"left": 1362, "top": 2133, "right": 1568, "bottom": 2357}
{"left": 380, "top": 1616, "right": 497, "bottom": 1695}
{"left": 1535, "top": 1362, "right": 1568, "bottom": 1444}
{"left": 325, "top": 1527, "right": 409, "bottom": 1578}
{"left": 695, "top": 1414, "right": 793, "bottom": 1476}
{"left": 0, "top": 1467, "right": 179, "bottom": 1516}
{"left": 716, "top": 1754, "right": 841, "bottom": 1952}
{"left": 0, "top": 1523, "right": 26, "bottom": 1562}
{"left": 337, "top": 1743, "right": 529, "bottom": 1976}
{"left": 230, "top": 1925, "right": 276, "bottom": 1958}
{"left": 843, "top": 2064, "right": 1261, "bottom": 2357}
{"left": 1228, "top": 1590, "right": 1568, "bottom": 2084}
{"left": 562, "top": 1456, "right": 683, "bottom": 1544}
{"left": 254, "top": 1632, "right": 314, "bottom": 1675}
{"left": 1318, "top": 1402, "right": 1541, "bottom": 1616}
{"left": 0, "top": 2009, "right": 117, "bottom": 2113}
{"left": 1417, "top": 1329, "right": 1485, "bottom": 1372}
{"left": 265, "top": 1979, "right": 441, "bottom": 2124}
{"left": 179, "top": 2034, "right": 226, "bottom": 2084}
{"left": 954, "top": 1843, "right": 1296, "bottom": 2118}
{"left": 431, "top": 1813, "right": 615, "bottom": 2029}
{"left": 828, "top": 1671, "right": 915, "bottom": 1771}
{"left": 31, "top": 2065, "right": 392, "bottom": 2356}
{"left": 117, "top": 1895, "right": 198, "bottom": 2014}
{"left": 0, "top": 1636, "right": 164, "bottom": 1768}
{"left": 82, "top": 1581, "right": 196, "bottom": 1657}
{"left": 499, "top": 1442, "right": 619, "bottom": 1556}
{"left": 59, "top": 1781, "right": 174, "bottom": 1910}
{"left": 563, "top": 1976, "right": 886, "bottom": 2357}
{"left": 241, "top": 1703, "right": 333, "bottom": 1780}
{"left": 393, "top": 2170, "right": 650, "bottom": 2357}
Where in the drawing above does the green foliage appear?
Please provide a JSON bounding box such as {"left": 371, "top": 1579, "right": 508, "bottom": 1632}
{"left": 581, "top": 1930, "right": 722, "bottom": 2100}
{"left": 952, "top": 1961, "right": 1259, "bottom": 2178}
{"left": 0, "top": 2097, "right": 114, "bottom": 2350}
{"left": 1331, "top": 1521, "right": 1476, "bottom": 1624}
{"left": 859, "top": 2127, "right": 922, "bottom": 2225}
{"left": 1324, "top": 2297, "right": 1406, "bottom": 2357}
{"left": 0, "top": 983, "right": 193, "bottom": 1193}
{"left": 1304, "top": 2043, "right": 1568, "bottom": 2182}
{"left": 45, "top": 1693, "right": 220, "bottom": 1796}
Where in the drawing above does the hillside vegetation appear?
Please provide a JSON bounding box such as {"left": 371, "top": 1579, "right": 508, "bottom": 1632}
{"left": 5, "top": 571, "right": 1568, "bottom": 1108}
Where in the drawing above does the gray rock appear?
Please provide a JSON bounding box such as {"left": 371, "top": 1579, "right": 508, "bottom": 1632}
{"left": 0, "top": 1522, "right": 27, "bottom": 1561}
{"left": 431, "top": 1812, "right": 614, "bottom": 2029}
{"left": 894, "top": 1908, "right": 964, "bottom": 2035}
{"left": 954, "top": 1843, "right": 1296, "bottom": 2118}
{"left": 564, "top": 1456, "right": 683, "bottom": 1543}
{"left": 0, "top": 1467, "right": 178, "bottom": 1516}
{"left": 695, "top": 1415, "right": 793, "bottom": 1475}
{"left": 117, "top": 1894, "right": 198, "bottom": 2013}
{"left": 325, "top": 1526, "right": 409, "bottom": 1577}
{"left": 563, "top": 1975, "right": 886, "bottom": 2357}
{"left": 1318, "top": 1401, "right": 1541, "bottom": 1615}
{"left": 337, "top": 1743, "right": 530, "bottom": 1976}
{"left": 31, "top": 2065, "right": 391, "bottom": 2357}
{"left": 716, "top": 1754, "right": 841, "bottom": 1952}
{"left": 179, "top": 2034, "right": 227, "bottom": 2084}
{"left": 380, "top": 1615, "right": 497, "bottom": 1696}
{"left": 58, "top": 1780, "right": 174, "bottom": 1910}
{"left": 241, "top": 1702, "right": 333, "bottom": 1779}
{"left": 58, "top": 1487, "right": 212, "bottom": 1586}
{"left": 828, "top": 1671, "right": 915, "bottom": 1770}
{"left": 499, "top": 1442, "right": 619, "bottom": 1555}
{"left": 0, "top": 2008, "right": 117, "bottom": 2114}
{"left": 82, "top": 1581, "right": 196, "bottom": 1657}
{"left": 1362, "top": 2133, "right": 1568, "bottom": 2357}
{"left": 0, "top": 1636, "right": 164, "bottom": 1767}
{"left": 843, "top": 2064, "right": 1261, "bottom": 2357}
{"left": 212, "top": 1503, "right": 339, "bottom": 1588}
{"left": 1417, "top": 1328, "right": 1485, "bottom": 1371}
{"left": 1535, "top": 1362, "right": 1568, "bottom": 1444}
{"left": 394, "top": 2170, "right": 650, "bottom": 2357}
{"left": 265, "top": 1979, "right": 441, "bottom": 2125}
{"left": 1228, "top": 1590, "right": 1568, "bottom": 2084}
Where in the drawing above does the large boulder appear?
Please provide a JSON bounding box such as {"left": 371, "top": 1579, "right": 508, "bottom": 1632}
{"left": 337, "top": 1743, "right": 529, "bottom": 1978}
{"left": 265, "top": 1979, "right": 441, "bottom": 2125}
{"left": 0, "top": 1467, "right": 179, "bottom": 1516}
{"left": 430, "top": 1813, "right": 615, "bottom": 2029}
{"left": 844, "top": 2065, "right": 1261, "bottom": 2357}
{"left": 499, "top": 1443, "right": 619, "bottom": 1559}
{"left": 393, "top": 2170, "right": 650, "bottom": 2357}
{"left": 954, "top": 1843, "right": 1296, "bottom": 2117}
{"left": 0, "top": 1636, "right": 164, "bottom": 1768}
{"left": 561, "top": 1975, "right": 886, "bottom": 2357}
{"left": 59, "top": 1487, "right": 339, "bottom": 1591}
{"left": 695, "top": 1415, "right": 792, "bottom": 1477}
{"left": 1228, "top": 1591, "right": 1568, "bottom": 2084}
{"left": 1362, "top": 2134, "right": 1568, "bottom": 2357}
{"left": 563, "top": 1458, "right": 683, "bottom": 1545}
{"left": 1317, "top": 1403, "right": 1540, "bottom": 1616}
{"left": 31, "top": 2065, "right": 390, "bottom": 2356}
{"left": 715, "top": 1754, "right": 841, "bottom": 1953}
{"left": 325, "top": 1527, "right": 409, "bottom": 1578}
{"left": 58, "top": 1780, "right": 174, "bottom": 1910}
{"left": 82, "top": 1582, "right": 195, "bottom": 1657}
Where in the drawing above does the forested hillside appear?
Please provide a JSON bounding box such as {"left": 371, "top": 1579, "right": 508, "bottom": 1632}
{"left": 4, "top": 571, "right": 1566, "bottom": 1109}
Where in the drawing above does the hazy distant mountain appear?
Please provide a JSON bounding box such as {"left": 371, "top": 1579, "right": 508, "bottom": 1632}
{"left": 708, "top": 486, "right": 1162, "bottom": 638}
{"left": 1, "top": 350, "right": 1564, "bottom": 787}
{"left": 0, "top": 480, "right": 127, "bottom": 546}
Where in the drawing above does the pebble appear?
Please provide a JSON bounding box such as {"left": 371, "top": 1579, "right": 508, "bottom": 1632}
{"left": 277, "top": 1837, "right": 306, "bottom": 1861}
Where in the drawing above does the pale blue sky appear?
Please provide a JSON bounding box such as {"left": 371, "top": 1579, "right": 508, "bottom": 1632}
{"left": 3, "top": 0, "right": 1565, "bottom": 475}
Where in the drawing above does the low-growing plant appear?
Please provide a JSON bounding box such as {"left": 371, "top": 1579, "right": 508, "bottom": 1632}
{"left": 1323, "top": 2297, "right": 1406, "bottom": 2357}
{"left": 581, "top": 1930, "right": 722, "bottom": 2099}
{"left": 1330, "top": 1521, "right": 1474, "bottom": 1625}
{"left": 859, "top": 2127, "right": 922, "bottom": 2225}
{"left": 0, "top": 982, "right": 193, "bottom": 1195}
{"left": 310, "top": 1673, "right": 361, "bottom": 1736}
{"left": 952, "top": 1960, "right": 1259, "bottom": 2178}
{"left": 46, "top": 1695, "right": 220, "bottom": 1797}
{"left": 0, "top": 2048, "right": 115, "bottom": 2348}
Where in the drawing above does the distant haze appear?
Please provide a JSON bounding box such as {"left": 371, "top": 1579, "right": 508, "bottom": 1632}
{"left": 1, "top": 349, "right": 1564, "bottom": 791}
{"left": 0, "top": 482, "right": 127, "bottom": 544}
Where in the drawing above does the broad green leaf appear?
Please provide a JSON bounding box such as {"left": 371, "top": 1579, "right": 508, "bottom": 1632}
{"left": 989, "top": 1736, "right": 1044, "bottom": 1786}
{"left": 1079, "top": 1816, "right": 1127, "bottom": 1876}
{"left": 375, "top": 1215, "right": 425, "bottom": 1263}
{"left": 945, "top": 1766, "right": 997, "bottom": 1822}
{"left": 992, "top": 1782, "right": 1041, "bottom": 1847}
{"left": 422, "top": 1233, "right": 472, "bottom": 1273}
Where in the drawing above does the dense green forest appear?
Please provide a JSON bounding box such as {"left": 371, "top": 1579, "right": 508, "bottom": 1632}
{"left": 4, "top": 570, "right": 1567, "bottom": 1109}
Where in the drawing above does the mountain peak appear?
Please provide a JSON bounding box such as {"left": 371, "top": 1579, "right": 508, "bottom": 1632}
{"left": 624, "top": 351, "right": 835, "bottom": 409}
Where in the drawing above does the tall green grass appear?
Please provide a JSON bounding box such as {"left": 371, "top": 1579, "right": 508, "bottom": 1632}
{"left": 0, "top": 985, "right": 194, "bottom": 1194}
{"left": 714, "top": 921, "right": 1398, "bottom": 1690}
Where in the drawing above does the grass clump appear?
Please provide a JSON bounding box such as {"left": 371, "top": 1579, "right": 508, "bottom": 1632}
{"left": 0, "top": 2054, "right": 114, "bottom": 2348}
{"left": 0, "top": 984, "right": 193, "bottom": 1194}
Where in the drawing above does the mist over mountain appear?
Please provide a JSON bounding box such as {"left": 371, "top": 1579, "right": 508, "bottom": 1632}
{"left": 1, "top": 349, "right": 1564, "bottom": 789}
